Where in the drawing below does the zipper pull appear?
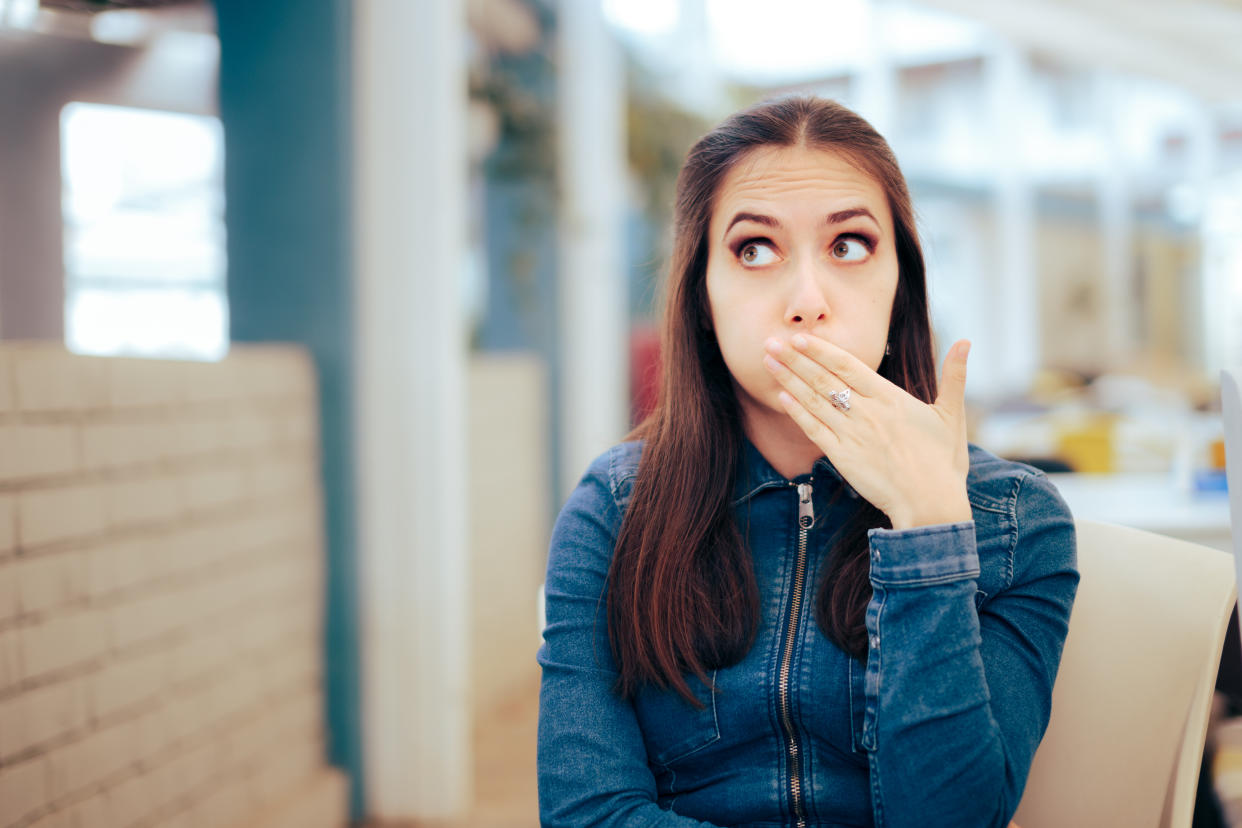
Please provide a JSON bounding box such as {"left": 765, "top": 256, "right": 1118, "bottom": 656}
{"left": 797, "top": 482, "right": 814, "bottom": 529}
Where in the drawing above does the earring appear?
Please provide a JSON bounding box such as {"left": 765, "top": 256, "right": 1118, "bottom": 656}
{"left": 885, "top": 342, "right": 892, "bottom": 356}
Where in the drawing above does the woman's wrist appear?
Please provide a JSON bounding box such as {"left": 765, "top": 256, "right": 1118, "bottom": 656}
{"left": 887, "top": 494, "right": 972, "bottom": 531}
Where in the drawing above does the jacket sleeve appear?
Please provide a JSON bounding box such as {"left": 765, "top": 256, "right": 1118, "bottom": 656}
{"left": 536, "top": 450, "right": 723, "bottom": 828}
{"left": 861, "top": 470, "right": 1079, "bottom": 828}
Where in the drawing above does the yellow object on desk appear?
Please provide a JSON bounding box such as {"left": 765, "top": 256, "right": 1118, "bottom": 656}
{"left": 1210, "top": 437, "right": 1227, "bottom": 470}
{"left": 1055, "top": 415, "right": 1117, "bottom": 473}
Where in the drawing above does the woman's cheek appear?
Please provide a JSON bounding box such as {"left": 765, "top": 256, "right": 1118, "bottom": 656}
{"left": 731, "top": 349, "right": 784, "bottom": 407}
{"left": 718, "top": 339, "right": 760, "bottom": 390}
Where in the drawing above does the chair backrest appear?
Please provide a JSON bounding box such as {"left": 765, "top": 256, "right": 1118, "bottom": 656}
{"left": 1013, "top": 519, "right": 1236, "bottom": 828}
{"left": 1223, "top": 367, "right": 1242, "bottom": 562}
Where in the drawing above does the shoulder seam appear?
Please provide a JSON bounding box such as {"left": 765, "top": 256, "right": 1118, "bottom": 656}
{"left": 1007, "top": 469, "right": 1041, "bottom": 559}
{"left": 606, "top": 444, "right": 638, "bottom": 513}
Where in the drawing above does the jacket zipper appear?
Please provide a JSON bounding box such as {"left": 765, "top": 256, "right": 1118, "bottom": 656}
{"left": 778, "top": 480, "right": 813, "bottom": 828}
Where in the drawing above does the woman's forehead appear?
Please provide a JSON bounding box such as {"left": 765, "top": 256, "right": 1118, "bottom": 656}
{"left": 711, "top": 145, "right": 892, "bottom": 229}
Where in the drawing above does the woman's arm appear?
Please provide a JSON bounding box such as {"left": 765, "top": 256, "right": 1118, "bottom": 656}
{"left": 537, "top": 450, "right": 723, "bottom": 828}
{"left": 861, "top": 471, "right": 1078, "bottom": 828}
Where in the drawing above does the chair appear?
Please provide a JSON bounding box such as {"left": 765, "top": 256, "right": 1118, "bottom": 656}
{"left": 1012, "top": 519, "right": 1236, "bottom": 828}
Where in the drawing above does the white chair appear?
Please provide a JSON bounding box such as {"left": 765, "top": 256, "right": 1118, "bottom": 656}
{"left": 1012, "top": 519, "right": 1236, "bottom": 828}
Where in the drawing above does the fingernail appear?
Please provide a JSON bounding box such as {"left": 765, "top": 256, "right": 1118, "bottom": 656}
{"left": 763, "top": 354, "right": 781, "bottom": 372}
{"left": 791, "top": 334, "right": 808, "bottom": 350}
{"left": 764, "top": 338, "right": 782, "bottom": 355}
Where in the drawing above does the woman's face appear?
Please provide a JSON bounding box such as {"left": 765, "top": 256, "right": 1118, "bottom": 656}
{"left": 705, "top": 144, "right": 899, "bottom": 423}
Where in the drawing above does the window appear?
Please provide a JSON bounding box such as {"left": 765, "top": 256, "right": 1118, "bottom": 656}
{"left": 61, "top": 102, "right": 227, "bottom": 360}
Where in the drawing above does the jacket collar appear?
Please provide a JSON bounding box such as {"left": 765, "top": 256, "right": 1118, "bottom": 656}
{"left": 731, "top": 438, "right": 856, "bottom": 505}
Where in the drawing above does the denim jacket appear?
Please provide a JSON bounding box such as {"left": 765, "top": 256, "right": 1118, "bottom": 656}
{"left": 537, "top": 439, "right": 1079, "bottom": 828}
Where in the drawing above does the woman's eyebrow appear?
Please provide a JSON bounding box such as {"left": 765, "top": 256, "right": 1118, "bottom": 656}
{"left": 826, "top": 207, "right": 878, "bottom": 226}
{"left": 723, "top": 207, "right": 879, "bottom": 241}
{"left": 723, "top": 211, "right": 780, "bottom": 240}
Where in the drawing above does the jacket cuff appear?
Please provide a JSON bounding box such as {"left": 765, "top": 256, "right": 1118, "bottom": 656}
{"left": 867, "top": 521, "right": 979, "bottom": 587}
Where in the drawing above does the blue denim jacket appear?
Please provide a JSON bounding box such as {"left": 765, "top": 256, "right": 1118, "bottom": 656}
{"left": 538, "top": 439, "right": 1078, "bottom": 827}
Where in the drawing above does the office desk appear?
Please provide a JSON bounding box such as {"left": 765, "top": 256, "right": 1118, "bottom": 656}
{"left": 1046, "top": 472, "right": 1233, "bottom": 553}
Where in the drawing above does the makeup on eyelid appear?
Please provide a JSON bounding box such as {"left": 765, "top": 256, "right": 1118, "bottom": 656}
{"left": 728, "top": 232, "right": 878, "bottom": 265}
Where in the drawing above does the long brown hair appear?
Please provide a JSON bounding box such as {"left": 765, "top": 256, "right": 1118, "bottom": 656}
{"left": 608, "top": 96, "right": 938, "bottom": 706}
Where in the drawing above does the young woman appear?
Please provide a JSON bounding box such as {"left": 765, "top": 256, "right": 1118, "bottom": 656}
{"left": 537, "top": 96, "right": 1078, "bottom": 828}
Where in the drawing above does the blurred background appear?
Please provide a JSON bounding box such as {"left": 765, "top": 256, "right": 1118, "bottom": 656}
{"left": 0, "top": 0, "right": 1239, "bottom": 826}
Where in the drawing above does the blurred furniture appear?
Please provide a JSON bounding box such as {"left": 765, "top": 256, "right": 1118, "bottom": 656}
{"left": 1048, "top": 472, "right": 1232, "bottom": 552}
{"left": 1223, "top": 367, "right": 1242, "bottom": 702}
{"left": 1013, "top": 520, "right": 1236, "bottom": 828}
{"left": 1222, "top": 367, "right": 1242, "bottom": 561}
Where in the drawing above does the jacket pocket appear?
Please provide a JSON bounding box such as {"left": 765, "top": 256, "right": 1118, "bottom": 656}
{"left": 632, "top": 669, "right": 720, "bottom": 766}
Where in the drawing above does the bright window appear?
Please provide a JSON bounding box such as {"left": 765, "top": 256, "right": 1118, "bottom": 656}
{"left": 61, "top": 102, "right": 227, "bottom": 360}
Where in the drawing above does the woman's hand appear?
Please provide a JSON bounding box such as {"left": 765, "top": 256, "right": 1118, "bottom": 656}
{"left": 762, "top": 333, "right": 972, "bottom": 530}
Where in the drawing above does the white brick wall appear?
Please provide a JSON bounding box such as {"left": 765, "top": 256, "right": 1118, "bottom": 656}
{"left": 0, "top": 354, "right": 13, "bottom": 414}
{"left": 18, "top": 484, "right": 110, "bottom": 548}
{"left": 0, "top": 425, "right": 77, "bottom": 481}
{"left": 0, "top": 495, "right": 15, "bottom": 555}
{"left": 0, "top": 344, "right": 346, "bottom": 828}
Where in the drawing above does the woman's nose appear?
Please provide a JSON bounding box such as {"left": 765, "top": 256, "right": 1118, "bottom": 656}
{"left": 785, "top": 264, "right": 829, "bottom": 326}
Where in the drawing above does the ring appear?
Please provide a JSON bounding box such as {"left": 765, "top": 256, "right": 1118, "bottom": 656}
{"left": 828, "top": 388, "right": 851, "bottom": 411}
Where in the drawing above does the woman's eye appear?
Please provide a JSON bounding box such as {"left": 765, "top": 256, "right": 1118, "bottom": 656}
{"left": 831, "top": 237, "right": 870, "bottom": 262}
{"left": 739, "top": 241, "right": 777, "bottom": 266}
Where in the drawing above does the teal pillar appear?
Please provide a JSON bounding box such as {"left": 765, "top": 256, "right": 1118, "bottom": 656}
{"left": 214, "top": 0, "right": 364, "bottom": 819}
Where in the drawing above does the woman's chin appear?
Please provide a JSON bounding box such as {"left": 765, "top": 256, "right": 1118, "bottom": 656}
{"left": 732, "top": 383, "right": 781, "bottom": 416}
{"left": 742, "top": 394, "right": 802, "bottom": 431}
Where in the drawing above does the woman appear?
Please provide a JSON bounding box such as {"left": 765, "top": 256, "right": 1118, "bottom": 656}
{"left": 537, "top": 96, "right": 1078, "bottom": 828}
